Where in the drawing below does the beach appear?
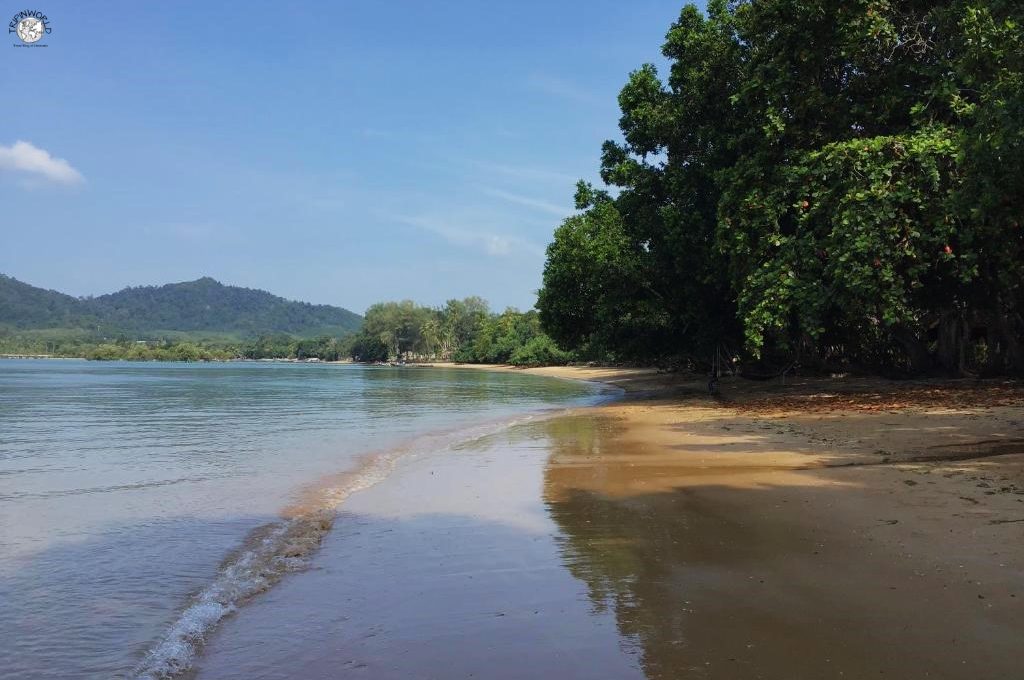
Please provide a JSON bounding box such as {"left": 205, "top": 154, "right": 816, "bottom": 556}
{"left": 194, "top": 367, "right": 1024, "bottom": 679}
{"left": 10, "top": 1, "right": 1023, "bottom": 677}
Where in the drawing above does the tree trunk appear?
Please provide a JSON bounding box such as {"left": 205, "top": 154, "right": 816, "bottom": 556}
{"left": 935, "top": 310, "right": 967, "bottom": 375}
{"left": 891, "top": 324, "right": 932, "bottom": 374}
{"left": 994, "top": 310, "right": 1024, "bottom": 375}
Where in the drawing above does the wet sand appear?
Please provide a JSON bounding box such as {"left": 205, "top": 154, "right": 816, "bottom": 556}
{"left": 196, "top": 369, "right": 1024, "bottom": 679}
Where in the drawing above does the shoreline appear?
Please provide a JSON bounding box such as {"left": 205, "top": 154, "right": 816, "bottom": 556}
{"left": 426, "top": 361, "right": 689, "bottom": 394}
{"left": 192, "top": 365, "right": 1024, "bottom": 678}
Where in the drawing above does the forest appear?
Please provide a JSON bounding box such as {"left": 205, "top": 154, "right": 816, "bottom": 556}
{"left": 537, "top": 0, "right": 1023, "bottom": 376}
{"left": 0, "top": 275, "right": 365, "bottom": 362}
{"left": 1, "top": 298, "right": 568, "bottom": 366}
{"left": 0, "top": 275, "right": 361, "bottom": 337}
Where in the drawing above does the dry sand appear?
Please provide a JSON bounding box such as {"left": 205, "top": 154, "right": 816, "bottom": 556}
{"left": 197, "top": 366, "right": 1024, "bottom": 679}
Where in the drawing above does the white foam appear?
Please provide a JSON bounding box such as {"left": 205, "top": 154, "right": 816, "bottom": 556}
{"left": 133, "top": 523, "right": 297, "bottom": 679}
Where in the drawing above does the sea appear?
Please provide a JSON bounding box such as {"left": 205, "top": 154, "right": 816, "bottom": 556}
{"left": 0, "top": 359, "right": 605, "bottom": 679}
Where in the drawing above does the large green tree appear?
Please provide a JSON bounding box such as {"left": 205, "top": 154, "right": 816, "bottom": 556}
{"left": 542, "top": 1, "right": 743, "bottom": 363}
{"left": 539, "top": 0, "right": 1024, "bottom": 375}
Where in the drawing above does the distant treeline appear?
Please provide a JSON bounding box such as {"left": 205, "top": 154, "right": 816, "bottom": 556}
{"left": 537, "top": 0, "right": 1024, "bottom": 376}
{"left": 348, "top": 298, "right": 571, "bottom": 366}
{"left": 1, "top": 298, "right": 576, "bottom": 366}
{"left": 0, "top": 332, "right": 348, "bottom": 362}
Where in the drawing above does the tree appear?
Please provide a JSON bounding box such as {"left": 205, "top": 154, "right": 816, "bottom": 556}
{"left": 541, "top": 1, "right": 744, "bottom": 365}
{"left": 354, "top": 301, "right": 431, "bottom": 359}
{"left": 348, "top": 298, "right": 572, "bottom": 366}
{"left": 510, "top": 335, "right": 572, "bottom": 367}
{"left": 951, "top": 0, "right": 1024, "bottom": 372}
{"left": 539, "top": 194, "right": 662, "bottom": 359}
{"left": 440, "top": 297, "right": 490, "bottom": 358}
{"left": 537, "top": 0, "right": 1024, "bottom": 375}
{"left": 349, "top": 333, "right": 389, "bottom": 362}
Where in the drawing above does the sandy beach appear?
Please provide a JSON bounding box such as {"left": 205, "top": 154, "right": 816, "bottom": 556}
{"left": 195, "top": 366, "right": 1024, "bottom": 679}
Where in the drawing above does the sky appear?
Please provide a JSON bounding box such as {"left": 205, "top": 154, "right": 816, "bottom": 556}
{"left": 1, "top": 1, "right": 696, "bottom": 314}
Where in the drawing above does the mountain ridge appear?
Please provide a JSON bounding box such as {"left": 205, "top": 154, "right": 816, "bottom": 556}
{"left": 0, "top": 274, "right": 362, "bottom": 337}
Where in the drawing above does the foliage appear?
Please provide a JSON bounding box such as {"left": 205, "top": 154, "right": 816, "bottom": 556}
{"left": 347, "top": 333, "right": 389, "bottom": 362}
{"left": 0, "top": 275, "right": 362, "bottom": 337}
{"left": 0, "top": 329, "right": 357, "bottom": 363}
{"left": 356, "top": 300, "right": 434, "bottom": 359}
{"left": 347, "top": 298, "right": 572, "bottom": 366}
{"left": 509, "top": 335, "right": 573, "bottom": 367}
{"left": 538, "top": 197, "right": 666, "bottom": 359}
{"left": 0, "top": 274, "right": 102, "bottom": 330}
{"left": 238, "top": 334, "right": 294, "bottom": 360}
{"left": 471, "top": 309, "right": 544, "bottom": 364}
{"left": 82, "top": 341, "right": 233, "bottom": 362}
{"left": 538, "top": 0, "right": 1024, "bottom": 375}
{"left": 724, "top": 128, "right": 965, "bottom": 356}
{"left": 1, "top": 287, "right": 573, "bottom": 365}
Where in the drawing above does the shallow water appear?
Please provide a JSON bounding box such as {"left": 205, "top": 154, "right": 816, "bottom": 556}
{"left": 0, "top": 360, "right": 600, "bottom": 679}
{"left": 195, "top": 408, "right": 1024, "bottom": 680}
{"left": 194, "top": 415, "right": 646, "bottom": 680}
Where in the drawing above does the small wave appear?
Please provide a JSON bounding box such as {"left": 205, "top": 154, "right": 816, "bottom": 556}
{"left": 0, "top": 476, "right": 216, "bottom": 501}
{"left": 132, "top": 410, "right": 549, "bottom": 679}
{"left": 132, "top": 514, "right": 332, "bottom": 679}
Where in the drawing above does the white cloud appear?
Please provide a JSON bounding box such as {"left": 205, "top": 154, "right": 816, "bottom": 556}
{"left": 0, "top": 140, "right": 84, "bottom": 185}
{"left": 480, "top": 187, "right": 570, "bottom": 217}
{"left": 390, "top": 214, "right": 543, "bottom": 258}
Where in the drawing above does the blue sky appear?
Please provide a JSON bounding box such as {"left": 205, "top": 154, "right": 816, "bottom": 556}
{"left": 1, "top": 1, "right": 694, "bottom": 313}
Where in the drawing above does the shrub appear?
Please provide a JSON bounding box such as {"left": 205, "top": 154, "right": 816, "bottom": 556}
{"left": 509, "top": 335, "right": 572, "bottom": 367}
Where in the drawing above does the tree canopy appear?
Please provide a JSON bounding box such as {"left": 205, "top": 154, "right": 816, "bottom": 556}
{"left": 347, "top": 298, "right": 570, "bottom": 367}
{"left": 539, "top": 0, "right": 1024, "bottom": 375}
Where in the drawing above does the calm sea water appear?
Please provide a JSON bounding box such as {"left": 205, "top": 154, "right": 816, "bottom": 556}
{"left": 0, "top": 360, "right": 602, "bottom": 679}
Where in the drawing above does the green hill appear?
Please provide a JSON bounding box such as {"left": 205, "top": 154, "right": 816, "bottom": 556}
{"left": 0, "top": 275, "right": 100, "bottom": 330}
{"left": 0, "top": 274, "right": 362, "bottom": 338}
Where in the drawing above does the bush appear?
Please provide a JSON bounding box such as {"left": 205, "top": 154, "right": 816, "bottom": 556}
{"left": 85, "top": 343, "right": 123, "bottom": 361}
{"left": 349, "top": 333, "right": 389, "bottom": 362}
{"left": 509, "top": 335, "right": 572, "bottom": 367}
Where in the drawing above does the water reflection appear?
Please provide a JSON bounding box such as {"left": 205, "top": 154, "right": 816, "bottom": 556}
{"left": 542, "top": 415, "right": 712, "bottom": 678}
{"left": 539, "top": 412, "right": 1024, "bottom": 680}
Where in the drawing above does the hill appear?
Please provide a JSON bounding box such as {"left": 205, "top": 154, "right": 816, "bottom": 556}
{"left": 0, "top": 275, "right": 100, "bottom": 330}
{"left": 0, "top": 275, "right": 362, "bottom": 338}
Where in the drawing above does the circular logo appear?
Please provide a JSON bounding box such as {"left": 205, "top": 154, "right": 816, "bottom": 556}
{"left": 9, "top": 10, "right": 51, "bottom": 45}
{"left": 16, "top": 17, "right": 45, "bottom": 43}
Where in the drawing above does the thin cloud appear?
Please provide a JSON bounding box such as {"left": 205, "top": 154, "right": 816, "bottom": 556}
{"left": 390, "top": 214, "right": 543, "bottom": 258}
{"left": 472, "top": 159, "right": 579, "bottom": 185}
{"left": 526, "top": 73, "right": 600, "bottom": 105}
{"left": 480, "top": 187, "right": 570, "bottom": 218}
{"left": 0, "top": 140, "right": 84, "bottom": 184}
